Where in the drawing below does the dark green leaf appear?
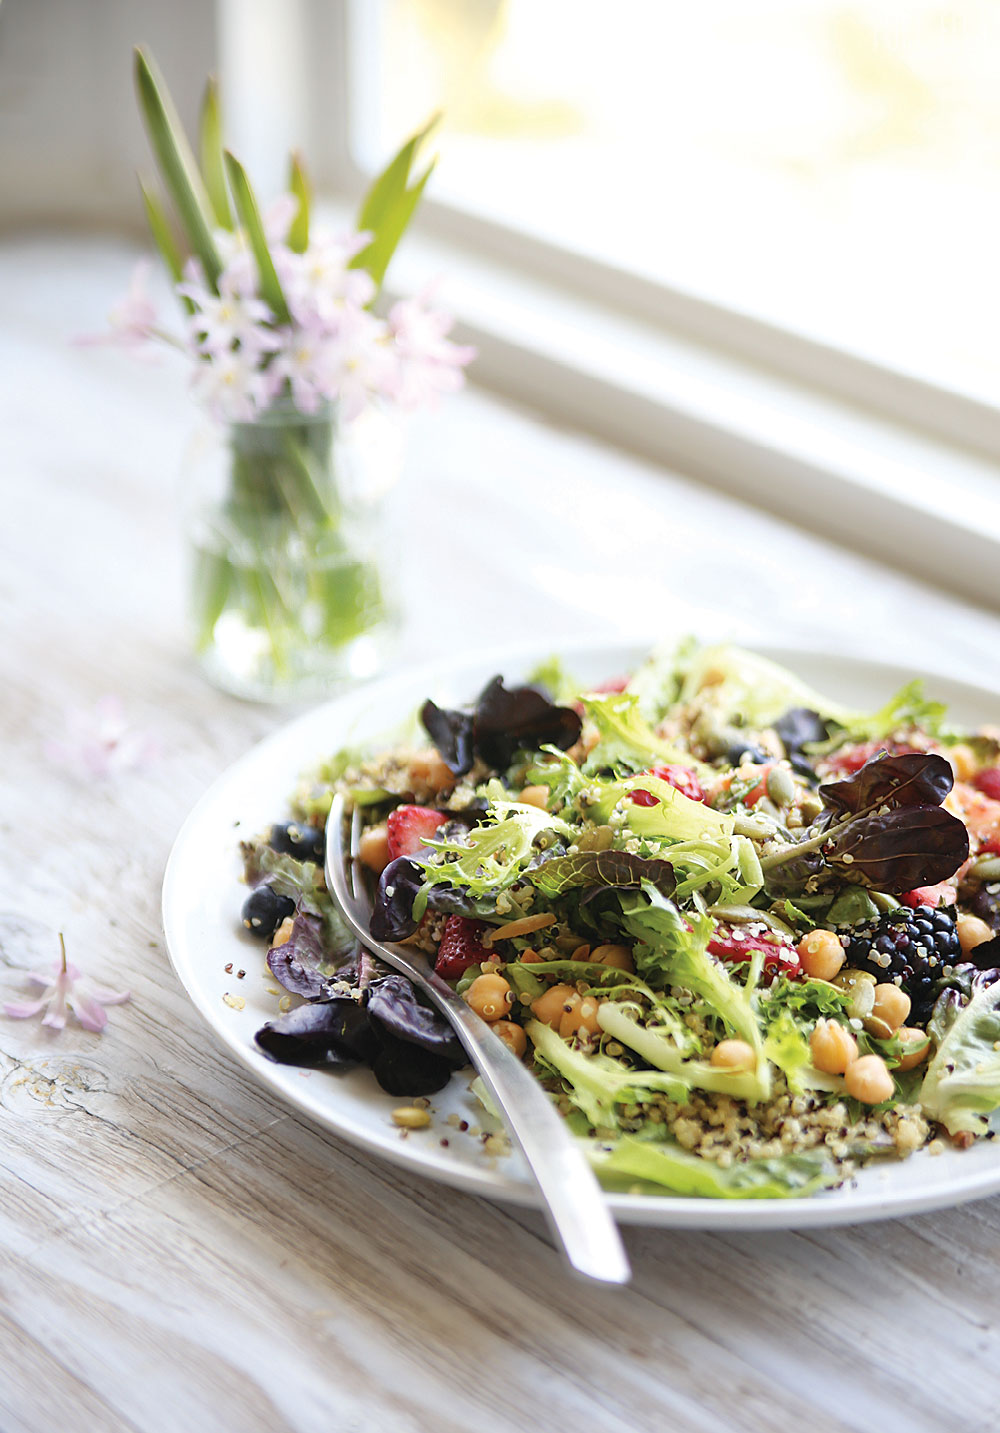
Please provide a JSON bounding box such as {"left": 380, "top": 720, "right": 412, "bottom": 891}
{"left": 134, "top": 47, "right": 222, "bottom": 289}
{"left": 525, "top": 850, "right": 676, "bottom": 899}
{"left": 224, "top": 150, "right": 291, "bottom": 322}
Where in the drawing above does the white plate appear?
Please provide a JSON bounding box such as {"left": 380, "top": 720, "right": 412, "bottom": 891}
{"left": 163, "top": 639, "right": 1000, "bottom": 1229}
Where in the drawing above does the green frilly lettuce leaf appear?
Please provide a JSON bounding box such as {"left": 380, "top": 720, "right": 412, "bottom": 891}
{"left": 919, "top": 981, "right": 1000, "bottom": 1136}
{"left": 590, "top": 1135, "right": 838, "bottom": 1199}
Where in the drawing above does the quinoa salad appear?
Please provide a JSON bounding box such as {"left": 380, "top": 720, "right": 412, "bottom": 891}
{"left": 239, "top": 641, "right": 1000, "bottom": 1200}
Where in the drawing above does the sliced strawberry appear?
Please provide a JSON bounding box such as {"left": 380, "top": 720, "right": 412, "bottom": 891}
{"left": 824, "top": 740, "right": 920, "bottom": 775}
{"left": 386, "top": 804, "right": 447, "bottom": 860}
{"left": 630, "top": 763, "right": 707, "bottom": 807}
{"left": 973, "top": 766, "right": 1000, "bottom": 802}
{"left": 900, "top": 883, "right": 955, "bottom": 909}
{"left": 707, "top": 927, "right": 801, "bottom": 980}
{"left": 434, "top": 916, "right": 488, "bottom": 981}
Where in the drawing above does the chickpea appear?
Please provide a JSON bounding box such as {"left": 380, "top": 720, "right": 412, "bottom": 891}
{"left": 409, "top": 748, "right": 456, "bottom": 794}
{"left": 809, "top": 1018, "right": 859, "bottom": 1075}
{"left": 957, "top": 913, "right": 995, "bottom": 955}
{"left": 518, "top": 785, "right": 550, "bottom": 810}
{"left": 271, "top": 915, "right": 295, "bottom": 948}
{"left": 863, "top": 982, "right": 912, "bottom": 1038}
{"left": 895, "top": 1027, "right": 932, "bottom": 1072}
{"left": 464, "top": 973, "right": 513, "bottom": 1022}
{"left": 590, "top": 944, "right": 636, "bottom": 973}
{"left": 710, "top": 1039, "right": 756, "bottom": 1071}
{"left": 392, "top": 1106, "right": 431, "bottom": 1129}
{"left": 530, "top": 982, "right": 578, "bottom": 1029}
{"left": 492, "top": 1020, "right": 528, "bottom": 1058}
{"left": 797, "top": 928, "right": 846, "bottom": 981}
{"left": 358, "top": 823, "right": 391, "bottom": 875}
{"left": 559, "top": 995, "right": 602, "bottom": 1039}
{"left": 844, "top": 1054, "right": 895, "bottom": 1105}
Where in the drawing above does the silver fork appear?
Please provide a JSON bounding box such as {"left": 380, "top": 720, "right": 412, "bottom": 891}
{"left": 325, "top": 793, "right": 631, "bottom": 1286}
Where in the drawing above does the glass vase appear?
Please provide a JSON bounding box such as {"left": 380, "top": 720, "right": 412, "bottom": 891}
{"left": 183, "top": 402, "right": 401, "bottom": 703}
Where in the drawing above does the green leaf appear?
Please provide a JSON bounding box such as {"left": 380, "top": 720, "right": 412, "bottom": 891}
{"left": 354, "top": 161, "right": 434, "bottom": 292}
{"left": 223, "top": 151, "right": 291, "bottom": 323}
{"left": 356, "top": 114, "right": 437, "bottom": 235}
{"left": 350, "top": 114, "right": 439, "bottom": 291}
{"left": 419, "top": 801, "right": 574, "bottom": 899}
{"left": 920, "top": 980, "right": 1000, "bottom": 1136}
{"left": 134, "top": 47, "right": 222, "bottom": 290}
{"left": 288, "top": 151, "right": 311, "bottom": 254}
{"left": 618, "top": 888, "right": 763, "bottom": 1055}
{"left": 596, "top": 1000, "right": 770, "bottom": 1103}
{"left": 199, "top": 76, "right": 233, "bottom": 230}
{"left": 526, "top": 1020, "right": 687, "bottom": 1131}
{"left": 591, "top": 1135, "right": 837, "bottom": 1199}
{"left": 524, "top": 849, "right": 676, "bottom": 900}
{"left": 138, "top": 178, "right": 188, "bottom": 291}
{"left": 581, "top": 691, "right": 709, "bottom": 778}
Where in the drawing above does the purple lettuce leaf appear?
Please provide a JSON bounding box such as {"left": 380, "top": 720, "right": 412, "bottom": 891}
{"left": 819, "top": 750, "right": 954, "bottom": 817}
{"left": 421, "top": 675, "right": 582, "bottom": 777}
{"left": 367, "top": 974, "right": 465, "bottom": 1061}
{"left": 825, "top": 805, "right": 969, "bottom": 892}
{"left": 254, "top": 997, "right": 376, "bottom": 1067}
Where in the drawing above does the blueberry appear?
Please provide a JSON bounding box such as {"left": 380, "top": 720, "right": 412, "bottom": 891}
{"left": 725, "top": 741, "right": 769, "bottom": 766}
{"left": 242, "top": 885, "right": 295, "bottom": 939}
{"left": 269, "top": 821, "right": 325, "bottom": 864}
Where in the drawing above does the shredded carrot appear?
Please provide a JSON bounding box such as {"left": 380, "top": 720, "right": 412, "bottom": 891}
{"left": 483, "top": 912, "right": 556, "bottom": 946}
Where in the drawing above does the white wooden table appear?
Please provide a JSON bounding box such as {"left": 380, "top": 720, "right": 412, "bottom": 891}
{"left": 4, "top": 234, "right": 1000, "bottom": 1433}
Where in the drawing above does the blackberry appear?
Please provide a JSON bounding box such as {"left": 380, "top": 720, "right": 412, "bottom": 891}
{"left": 842, "top": 904, "right": 962, "bottom": 1021}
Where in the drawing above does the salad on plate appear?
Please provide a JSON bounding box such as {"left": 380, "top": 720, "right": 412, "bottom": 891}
{"left": 238, "top": 640, "right": 1000, "bottom": 1200}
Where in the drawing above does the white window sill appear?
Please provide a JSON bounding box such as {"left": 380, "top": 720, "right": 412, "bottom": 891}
{"left": 330, "top": 198, "right": 1000, "bottom": 612}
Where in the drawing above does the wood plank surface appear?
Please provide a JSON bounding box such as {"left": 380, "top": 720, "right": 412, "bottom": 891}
{"left": 3, "top": 235, "right": 1000, "bottom": 1433}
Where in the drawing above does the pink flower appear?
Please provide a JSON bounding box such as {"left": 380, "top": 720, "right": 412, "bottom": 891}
{"left": 266, "top": 324, "right": 330, "bottom": 414}
{"left": 189, "top": 347, "right": 276, "bottom": 421}
{"left": 315, "top": 306, "right": 398, "bottom": 420}
{"left": 45, "top": 695, "right": 159, "bottom": 780}
{"left": 76, "top": 260, "right": 159, "bottom": 350}
{"left": 4, "top": 936, "right": 130, "bottom": 1035}
{"left": 280, "top": 230, "right": 376, "bottom": 330}
{"left": 180, "top": 262, "right": 278, "bottom": 362}
{"left": 387, "top": 290, "right": 475, "bottom": 409}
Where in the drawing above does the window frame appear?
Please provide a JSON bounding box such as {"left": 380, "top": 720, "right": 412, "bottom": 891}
{"left": 294, "top": 0, "right": 1000, "bottom": 609}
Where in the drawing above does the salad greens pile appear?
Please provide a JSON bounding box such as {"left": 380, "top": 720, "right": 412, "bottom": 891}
{"left": 242, "top": 641, "right": 1000, "bottom": 1199}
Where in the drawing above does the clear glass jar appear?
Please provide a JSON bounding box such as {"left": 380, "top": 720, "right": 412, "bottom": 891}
{"left": 183, "top": 401, "right": 402, "bottom": 703}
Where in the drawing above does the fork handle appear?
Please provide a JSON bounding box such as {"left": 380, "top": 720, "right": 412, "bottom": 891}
{"left": 327, "top": 794, "right": 629, "bottom": 1284}
{"left": 430, "top": 983, "right": 631, "bottom": 1285}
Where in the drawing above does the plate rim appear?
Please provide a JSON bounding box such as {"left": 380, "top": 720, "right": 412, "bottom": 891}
{"left": 162, "top": 636, "right": 1000, "bottom": 1230}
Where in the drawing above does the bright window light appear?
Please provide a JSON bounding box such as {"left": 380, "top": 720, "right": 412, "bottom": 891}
{"left": 366, "top": 0, "right": 1000, "bottom": 406}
